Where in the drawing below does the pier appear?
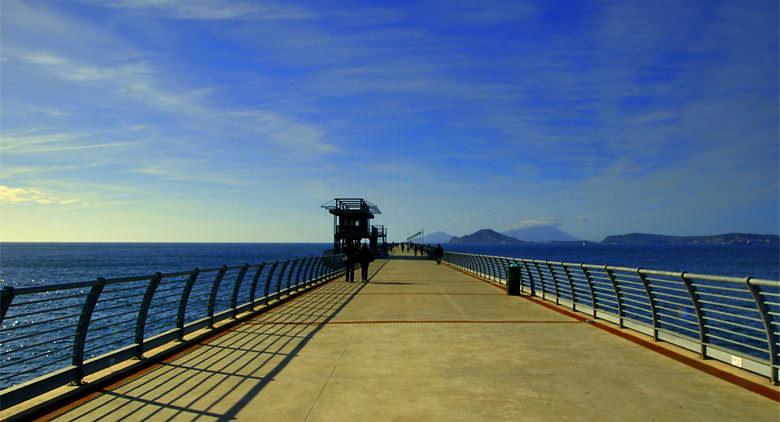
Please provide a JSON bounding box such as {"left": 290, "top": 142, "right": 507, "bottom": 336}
{"left": 8, "top": 252, "right": 778, "bottom": 421}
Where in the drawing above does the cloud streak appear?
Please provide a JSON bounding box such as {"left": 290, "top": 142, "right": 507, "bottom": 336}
{"left": 85, "top": 0, "right": 314, "bottom": 20}
{"left": 0, "top": 185, "right": 79, "bottom": 205}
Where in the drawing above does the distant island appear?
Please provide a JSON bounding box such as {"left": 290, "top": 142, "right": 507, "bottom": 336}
{"left": 602, "top": 233, "right": 779, "bottom": 245}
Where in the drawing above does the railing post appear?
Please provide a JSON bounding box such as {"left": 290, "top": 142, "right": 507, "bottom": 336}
{"left": 305, "top": 257, "right": 318, "bottom": 286}
{"left": 315, "top": 256, "right": 326, "bottom": 279}
{"left": 521, "top": 261, "right": 535, "bottom": 296}
{"left": 605, "top": 266, "right": 624, "bottom": 328}
{"left": 285, "top": 259, "right": 299, "bottom": 293}
{"left": 581, "top": 264, "right": 597, "bottom": 318}
{"left": 294, "top": 257, "right": 308, "bottom": 290}
{"left": 248, "top": 263, "right": 266, "bottom": 306}
{"left": 480, "top": 256, "right": 489, "bottom": 278}
{"left": 72, "top": 278, "right": 105, "bottom": 384}
{"left": 680, "top": 272, "right": 706, "bottom": 358}
{"left": 489, "top": 257, "right": 499, "bottom": 281}
{"left": 546, "top": 262, "right": 560, "bottom": 305}
{"left": 468, "top": 254, "right": 478, "bottom": 274}
{"left": 307, "top": 257, "right": 318, "bottom": 286}
{"left": 231, "top": 264, "right": 250, "bottom": 318}
{"left": 135, "top": 272, "right": 162, "bottom": 358}
{"left": 177, "top": 268, "right": 200, "bottom": 340}
{"left": 0, "top": 286, "right": 15, "bottom": 327}
{"left": 275, "top": 260, "right": 290, "bottom": 301}
{"left": 637, "top": 269, "right": 658, "bottom": 341}
{"left": 207, "top": 265, "right": 228, "bottom": 328}
{"left": 533, "top": 262, "right": 546, "bottom": 300}
{"left": 562, "top": 264, "right": 577, "bottom": 311}
{"left": 744, "top": 277, "right": 779, "bottom": 384}
{"left": 263, "top": 261, "right": 279, "bottom": 305}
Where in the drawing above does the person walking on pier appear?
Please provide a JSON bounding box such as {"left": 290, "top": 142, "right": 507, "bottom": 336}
{"left": 434, "top": 244, "right": 443, "bottom": 264}
{"left": 344, "top": 243, "right": 356, "bottom": 282}
{"left": 357, "top": 244, "right": 374, "bottom": 282}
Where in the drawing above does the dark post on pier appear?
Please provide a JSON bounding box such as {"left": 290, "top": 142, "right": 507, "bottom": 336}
{"left": 321, "top": 198, "right": 385, "bottom": 253}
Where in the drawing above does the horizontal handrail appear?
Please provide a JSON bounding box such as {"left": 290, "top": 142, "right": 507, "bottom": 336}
{"left": 0, "top": 254, "right": 345, "bottom": 409}
{"left": 440, "top": 250, "right": 780, "bottom": 385}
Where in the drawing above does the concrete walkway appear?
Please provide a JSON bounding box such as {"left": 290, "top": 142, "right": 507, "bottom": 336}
{"left": 49, "top": 257, "right": 778, "bottom": 421}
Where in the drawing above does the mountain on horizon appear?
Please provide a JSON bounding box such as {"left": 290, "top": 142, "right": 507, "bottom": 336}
{"left": 450, "top": 229, "right": 525, "bottom": 244}
{"left": 503, "top": 225, "right": 578, "bottom": 242}
{"left": 424, "top": 231, "right": 454, "bottom": 244}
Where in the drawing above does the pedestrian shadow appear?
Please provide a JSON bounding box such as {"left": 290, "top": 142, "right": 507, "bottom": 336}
{"left": 51, "top": 261, "right": 390, "bottom": 422}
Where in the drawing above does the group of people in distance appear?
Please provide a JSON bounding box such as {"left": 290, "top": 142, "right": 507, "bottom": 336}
{"left": 391, "top": 242, "right": 445, "bottom": 264}
{"left": 344, "top": 242, "right": 446, "bottom": 283}
{"left": 343, "top": 243, "right": 374, "bottom": 283}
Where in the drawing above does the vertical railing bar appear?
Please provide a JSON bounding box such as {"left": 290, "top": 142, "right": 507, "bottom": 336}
{"left": 562, "top": 264, "right": 577, "bottom": 311}
{"left": 490, "top": 257, "right": 499, "bottom": 281}
{"left": 207, "top": 265, "right": 228, "bottom": 328}
{"left": 285, "top": 259, "right": 299, "bottom": 294}
{"left": 637, "top": 269, "right": 658, "bottom": 341}
{"left": 305, "top": 257, "right": 317, "bottom": 287}
{"left": 275, "top": 260, "right": 290, "bottom": 301}
{"left": 230, "top": 264, "right": 250, "bottom": 318}
{"left": 533, "top": 262, "right": 546, "bottom": 300}
{"left": 294, "top": 257, "right": 308, "bottom": 290}
{"left": 744, "top": 276, "right": 778, "bottom": 384}
{"left": 680, "top": 272, "right": 706, "bottom": 359}
{"left": 546, "top": 262, "right": 560, "bottom": 305}
{"left": 135, "top": 272, "right": 161, "bottom": 358}
{"left": 177, "top": 268, "right": 200, "bottom": 341}
{"left": 605, "top": 267, "right": 624, "bottom": 328}
{"left": 581, "top": 264, "right": 597, "bottom": 318}
{"left": 263, "top": 261, "right": 279, "bottom": 305}
{"left": 248, "top": 263, "right": 266, "bottom": 306}
{"left": 72, "top": 277, "right": 106, "bottom": 384}
{"left": 521, "top": 261, "right": 535, "bottom": 296}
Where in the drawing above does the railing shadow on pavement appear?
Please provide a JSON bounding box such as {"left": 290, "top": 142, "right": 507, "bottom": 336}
{"left": 51, "top": 261, "right": 389, "bottom": 421}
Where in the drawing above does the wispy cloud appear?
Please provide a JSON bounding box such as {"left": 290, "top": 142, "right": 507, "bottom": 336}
{"left": 86, "top": 0, "right": 314, "bottom": 20}
{"left": 0, "top": 130, "right": 136, "bottom": 154}
{"left": 12, "top": 49, "right": 334, "bottom": 156}
{"left": 0, "top": 185, "right": 79, "bottom": 205}
{"left": 509, "top": 218, "right": 560, "bottom": 230}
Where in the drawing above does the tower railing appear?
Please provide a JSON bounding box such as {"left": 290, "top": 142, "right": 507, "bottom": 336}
{"left": 0, "top": 254, "right": 345, "bottom": 409}
{"left": 441, "top": 250, "right": 780, "bottom": 384}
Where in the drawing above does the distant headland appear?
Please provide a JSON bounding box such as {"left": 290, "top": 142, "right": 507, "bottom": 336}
{"left": 427, "top": 228, "right": 779, "bottom": 245}
{"left": 601, "top": 233, "right": 779, "bottom": 245}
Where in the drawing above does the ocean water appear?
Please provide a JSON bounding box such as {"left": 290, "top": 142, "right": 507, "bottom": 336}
{"left": 1, "top": 242, "right": 777, "bottom": 287}
{"left": 0, "top": 242, "right": 332, "bottom": 287}
{"left": 442, "top": 243, "right": 780, "bottom": 280}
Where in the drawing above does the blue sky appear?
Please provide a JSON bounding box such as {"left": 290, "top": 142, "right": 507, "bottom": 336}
{"left": 1, "top": 0, "right": 778, "bottom": 242}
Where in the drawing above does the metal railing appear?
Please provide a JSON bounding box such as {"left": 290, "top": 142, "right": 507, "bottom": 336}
{"left": 442, "top": 251, "right": 780, "bottom": 384}
{"left": 0, "top": 254, "right": 345, "bottom": 409}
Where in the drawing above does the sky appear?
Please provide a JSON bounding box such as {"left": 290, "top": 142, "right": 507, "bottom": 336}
{"left": 0, "top": 0, "right": 778, "bottom": 242}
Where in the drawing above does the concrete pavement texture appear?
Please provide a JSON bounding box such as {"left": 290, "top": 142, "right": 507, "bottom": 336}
{"left": 46, "top": 257, "right": 779, "bottom": 421}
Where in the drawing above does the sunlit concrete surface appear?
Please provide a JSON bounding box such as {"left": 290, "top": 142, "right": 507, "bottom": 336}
{"left": 49, "top": 256, "right": 779, "bottom": 421}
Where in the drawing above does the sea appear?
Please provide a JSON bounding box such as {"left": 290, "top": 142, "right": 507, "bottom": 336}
{"left": 0, "top": 242, "right": 777, "bottom": 390}
{"left": 1, "top": 242, "right": 778, "bottom": 287}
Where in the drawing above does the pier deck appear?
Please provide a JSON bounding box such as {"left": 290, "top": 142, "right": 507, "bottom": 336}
{"left": 45, "top": 256, "right": 778, "bottom": 421}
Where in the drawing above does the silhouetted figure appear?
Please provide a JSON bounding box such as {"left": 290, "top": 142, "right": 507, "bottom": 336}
{"left": 357, "top": 244, "right": 374, "bottom": 282}
{"left": 344, "top": 243, "right": 356, "bottom": 282}
{"left": 401, "top": 243, "right": 405, "bottom": 252}
{"left": 434, "top": 244, "right": 443, "bottom": 264}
